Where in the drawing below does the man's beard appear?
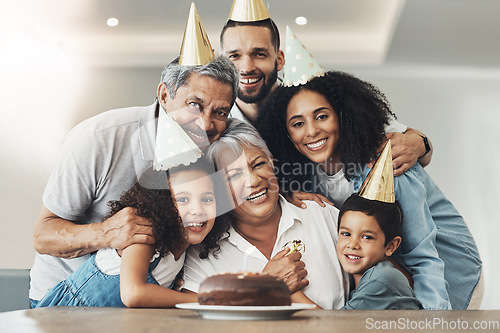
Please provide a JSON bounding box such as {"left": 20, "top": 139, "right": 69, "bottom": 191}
{"left": 237, "top": 62, "right": 278, "bottom": 104}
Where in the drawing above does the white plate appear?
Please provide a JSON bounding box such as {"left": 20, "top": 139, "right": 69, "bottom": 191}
{"left": 176, "top": 303, "right": 315, "bottom": 320}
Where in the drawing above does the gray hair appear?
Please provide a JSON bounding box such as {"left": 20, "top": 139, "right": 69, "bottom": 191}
{"left": 206, "top": 118, "right": 273, "bottom": 168}
{"left": 160, "top": 55, "right": 239, "bottom": 106}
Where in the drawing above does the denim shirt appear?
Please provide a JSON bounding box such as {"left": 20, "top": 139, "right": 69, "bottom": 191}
{"left": 351, "top": 163, "right": 482, "bottom": 310}
{"left": 36, "top": 253, "right": 161, "bottom": 307}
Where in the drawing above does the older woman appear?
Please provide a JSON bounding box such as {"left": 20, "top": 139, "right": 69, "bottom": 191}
{"left": 256, "top": 70, "right": 483, "bottom": 310}
{"left": 182, "top": 119, "right": 348, "bottom": 309}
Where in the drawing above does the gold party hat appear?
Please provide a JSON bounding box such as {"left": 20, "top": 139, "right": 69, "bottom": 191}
{"left": 357, "top": 140, "right": 395, "bottom": 203}
{"left": 179, "top": 3, "right": 214, "bottom": 66}
{"left": 228, "top": 0, "right": 270, "bottom": 22}
{"left": 283, "top": 26, "right": 325, "bottom": 87}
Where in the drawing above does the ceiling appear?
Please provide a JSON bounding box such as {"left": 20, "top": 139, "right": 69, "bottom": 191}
{"left": 1, "top": 0, "right": 500, "bottom": 70}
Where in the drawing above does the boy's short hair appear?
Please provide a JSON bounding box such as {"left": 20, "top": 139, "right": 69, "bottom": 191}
{"left": 338, "top": 195, "right": 403, "bottom": 246}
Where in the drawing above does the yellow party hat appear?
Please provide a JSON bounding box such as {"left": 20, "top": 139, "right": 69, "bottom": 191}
{"left": 283, "top": 26, "right": 325, "bottom": 87}
{"left": 228, "top": 0, "right": 270, "bottom": 22}
{"left": 179, "top": 3, "right": 214, "bottom": 66}
{"left": 357, "top": 140, "right": 395, "bottom": 203}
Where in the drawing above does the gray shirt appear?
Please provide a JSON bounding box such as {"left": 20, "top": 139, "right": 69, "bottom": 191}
{"left": 30, "top": 103, "right": 158, "bottom": 301}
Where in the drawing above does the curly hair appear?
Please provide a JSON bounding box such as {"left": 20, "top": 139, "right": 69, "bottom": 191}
{"left": 256, "top": 71, "right": 394, "bottom": 193}
{"left": 106, "top": 160, "right": 230, "bottom": 259}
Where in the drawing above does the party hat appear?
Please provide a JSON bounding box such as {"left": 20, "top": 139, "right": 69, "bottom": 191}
{"left": 179, "top": 3, "right": 214, "bottom": 66}
{"left": 357, "top": 140, "right": 395, "bottom": 203}
{"left": 228, "top": 0, "right": 270, "bottom": 22}
{"left": 283, "top": 26, "right": 325, "bottom": 87}
{"left": 153, "top": 106, "right": 203, "bottom": 171}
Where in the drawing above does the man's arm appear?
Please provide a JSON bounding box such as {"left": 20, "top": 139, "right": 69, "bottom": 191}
{"left": 33, "top": 206, "right": 154, "bottom": 259}
{"left": 119, "top": 243, "right": 197, "bottom": 308}
{"left": 284, "top": 191, "right": 334, "bottom": 209}
{"left": 385, "top": 127, "right": 433, "bottom": 176}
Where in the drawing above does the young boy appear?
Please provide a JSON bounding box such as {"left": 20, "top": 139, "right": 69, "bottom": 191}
{"left": 337, "top": 194, "right": 422, "bottom": 310}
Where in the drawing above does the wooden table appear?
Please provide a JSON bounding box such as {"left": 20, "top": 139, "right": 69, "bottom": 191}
{"left": 1, "top": 307, "right": 499, "bottom": 333}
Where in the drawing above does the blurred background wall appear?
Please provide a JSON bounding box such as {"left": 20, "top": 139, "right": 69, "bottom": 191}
{"left": 1, "top": 0, "right": 498, "bottom": 308}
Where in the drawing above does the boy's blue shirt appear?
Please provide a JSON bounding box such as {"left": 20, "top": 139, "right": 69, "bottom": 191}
{"left": 342, "top": 260, "right": 422, "bottom": 310}
{"left": 349, "top": 163, "right": 481, "bottom": 310}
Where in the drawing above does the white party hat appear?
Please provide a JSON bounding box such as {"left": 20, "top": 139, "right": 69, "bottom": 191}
{"left": 153, "top": 107, "right": 203, "bottom": 171}
{"left": 283, "top": 26, "right": 325, "bottom": 87}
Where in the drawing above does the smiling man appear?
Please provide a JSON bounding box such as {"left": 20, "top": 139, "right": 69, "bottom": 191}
{"left": 29, "top": 5, "right": 239, "bottom": 307}
{"left": 220, "top": 0, "right": 284, "bottom": 125}
{"left": 157, "top": 63, "right": 235, "bottom": 150}
{"left": 222, "top": 0, "right": 435, "bottom": 178}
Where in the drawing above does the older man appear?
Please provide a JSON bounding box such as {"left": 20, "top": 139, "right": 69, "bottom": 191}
{"left": 29, "top": 6, "right": 239, "bottom": 307}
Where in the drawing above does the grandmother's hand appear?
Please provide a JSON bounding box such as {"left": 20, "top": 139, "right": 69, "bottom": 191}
{"left": 285, "top": 190, "right": 334, "bottom": 209}
{"left": 172, "top": 268, "right": 185, "bottom": 291}
{"left": 262, "top": 248, "right": 309, "bottom": 294}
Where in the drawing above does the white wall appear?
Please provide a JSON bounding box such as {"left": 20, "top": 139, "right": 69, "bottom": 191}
{"left": 0, "top": 67, "right": 161, "bottom": 270}
{"left": 1, "top": 65, "right": 499, "bottom": 309}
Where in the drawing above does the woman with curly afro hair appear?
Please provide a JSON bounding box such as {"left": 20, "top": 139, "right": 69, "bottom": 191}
{"left": 256, "top": 71, "right": 482, "bottom": 310}
{"left": 36, "top": 158, "right": 230, "bottom": 308}
{"left": 257, "top": 71, "right": 394, "bottom": 207}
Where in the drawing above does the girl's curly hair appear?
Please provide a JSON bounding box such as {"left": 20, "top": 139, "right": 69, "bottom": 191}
{"left": 256, "top": 71, "right": 394, "bottom": 192}
{"left": 106, "top": 159, "right": 230, "bottom": 259}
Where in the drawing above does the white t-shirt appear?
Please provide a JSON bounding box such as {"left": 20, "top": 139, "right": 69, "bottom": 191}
{"left": 228, "top": 103, "right": 250, "bottom": 123}
{"left": 182, "top": 196, "right": 349, "bottom": 309}
{"left": 314, "top": 168, "right": 354, "bottom": 208}
{"left": 95, "top": 247, "right": 185, "bottom": 287}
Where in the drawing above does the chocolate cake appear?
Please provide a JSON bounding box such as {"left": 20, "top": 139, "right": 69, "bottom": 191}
{"left": 198, "top": 272, "right": 291, "bottom": 306}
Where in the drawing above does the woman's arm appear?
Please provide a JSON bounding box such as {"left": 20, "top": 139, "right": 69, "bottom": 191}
{"left": 283, "top": 191, "right": 334, "bottom": 209}
{"left": 120, "top": 244, "right": 197, "bottom": 308}
{"left": 291, "top": 290, "right": 321, "bottom": 309}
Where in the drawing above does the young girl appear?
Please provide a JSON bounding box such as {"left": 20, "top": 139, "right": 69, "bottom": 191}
{"left": 36, "top": 158, "right": 230, "bottom": 308}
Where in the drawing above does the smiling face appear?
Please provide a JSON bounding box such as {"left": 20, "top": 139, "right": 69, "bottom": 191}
{"left": 286, "top": 90, "right": 341, "bottom": 169}
{"left": 217, "top": 145, "right": 280, "bottom": 225}
{"left": 336, "top": 211, "right": 400, "bottom": 287}
{"left": 222, "top": 25, "right": 284, "bottom": 104}
{"left": 169, "top": 169, "right": 217, "bottom": 245}
{"left": 158, "top": 73, "right": 233, "bottom": 150}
